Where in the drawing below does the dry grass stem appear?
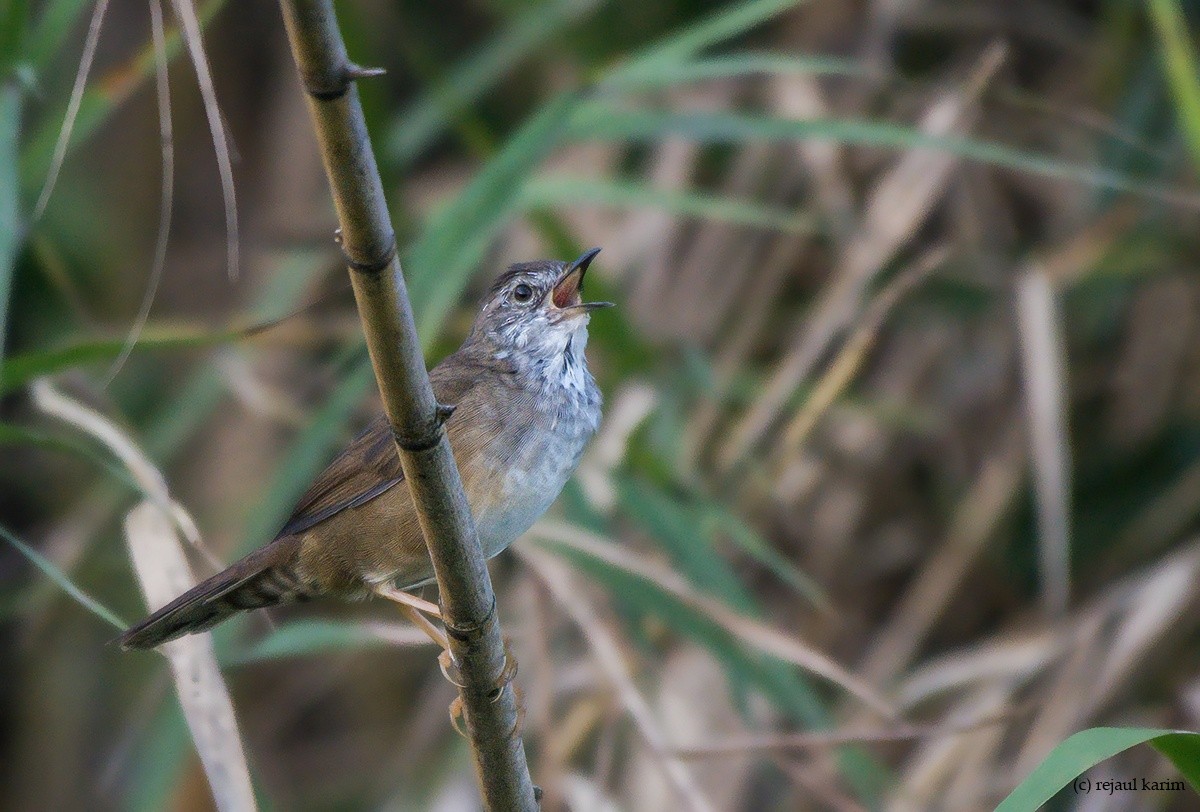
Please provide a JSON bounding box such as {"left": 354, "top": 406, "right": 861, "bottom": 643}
{"left": 123, "top": 501, "right": 255, "bottom": 812}
{"left": 520, "top": 547, "right": 716, "bottom": 812}
{"left": 1014, "top": 268, "right": 1072, "bottom": 617}
{"left": 532, "top": 521, "right": 896, "bottom": 718}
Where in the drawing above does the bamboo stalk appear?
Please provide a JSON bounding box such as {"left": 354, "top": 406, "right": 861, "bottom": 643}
{"left": 276, "top": 2, "right": 538, "bottom": 808}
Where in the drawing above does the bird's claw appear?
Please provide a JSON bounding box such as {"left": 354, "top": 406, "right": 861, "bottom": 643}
{"left": 448, "top": 696, "right": 467, "bottom": 739}
{"left": 439, "top": 648, "right": 465, "bottom": 689}
{"left": 490, "top": 637, "right": 519, "bottom": 704}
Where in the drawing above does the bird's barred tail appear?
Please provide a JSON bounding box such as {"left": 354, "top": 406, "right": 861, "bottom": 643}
{"left": 119, "top": 538, "right": 305, "bottom": 650}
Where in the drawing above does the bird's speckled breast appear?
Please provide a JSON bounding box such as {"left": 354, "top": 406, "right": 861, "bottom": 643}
{"left": 472, "top": 353, "right": 600, "bottom": 558}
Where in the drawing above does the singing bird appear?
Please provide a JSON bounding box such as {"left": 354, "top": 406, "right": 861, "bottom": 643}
{"left": 121, "top": 249, "right": 611, "bottom": 649}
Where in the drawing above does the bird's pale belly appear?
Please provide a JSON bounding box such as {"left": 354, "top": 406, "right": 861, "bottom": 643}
{"left": 472, "top": 419, "right": 590, "bottom": 559}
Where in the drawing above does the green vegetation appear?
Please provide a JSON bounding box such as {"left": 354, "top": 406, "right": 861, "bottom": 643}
{"left": 4, "top": 0, "right": 1200, "bottom": 808}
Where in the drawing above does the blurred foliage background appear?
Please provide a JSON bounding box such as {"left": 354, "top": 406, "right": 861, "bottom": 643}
{"left": 5, "top": 0, "right": 1200, "bottom": 809}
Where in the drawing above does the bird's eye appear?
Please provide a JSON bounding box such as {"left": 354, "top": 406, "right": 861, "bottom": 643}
{"left": 512, "top": 283, "right": 534, "bottom": 303}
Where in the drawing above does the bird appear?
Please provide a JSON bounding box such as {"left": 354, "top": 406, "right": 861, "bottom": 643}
{"left": 120, "top": 248, "right": 611, "bottom": 650}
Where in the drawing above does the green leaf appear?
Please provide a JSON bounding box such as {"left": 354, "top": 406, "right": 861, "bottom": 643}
{"left": 383, "top": 0, "right": 597, "bottom": 166}
{"left": 606, "top": 52, "right": 863, "bottom": 90}
{"left": 708, "top": 504, "right": 829, "bottom": 609}
{"left": 26, "top": 0, "right": 89, "bottom": 70}
{"left": 0, "top": 83, "right": 18, "bottom": 366}
{"left": 520, "top": 175, "right": 818, "bottom": 233}
{"left": 567, "top": 105, "right": 1200, "bottom": 208}
{"left": 404, "top": 91, "right": 578, "bottom": 345}
{"left": 1147, "top": 0, "right": 1200, "bottom": 170}
{"left": 0, "top": 523, "right": 126, "bottom": 629}
{"left": 0, "top": 421, "right": 141, "bottom": 491}
{"left": 996, "top": 727, "right": 1200, "bottom": 811}
{"left": 615, "top": 0, "right": 808, "bottom": 76}
{"left": 225, "top": 620, "right": 398, "bottom": 664}
{"left": 617, "top": 477, "right": 756, "bottom": 613}
{"left": 0, "top": 319, "right": 281, "bottom": 395}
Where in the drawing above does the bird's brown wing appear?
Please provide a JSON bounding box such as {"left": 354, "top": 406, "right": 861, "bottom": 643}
{"left": 275, "top": 352, "right": 488, "bottom": 539}
{"left": 277, "top": 413, "right": 405, "bottom": 537}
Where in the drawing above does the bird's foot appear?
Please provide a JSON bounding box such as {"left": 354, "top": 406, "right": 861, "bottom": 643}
{"left": 442, "top": 671, "right": 526, "bottom": 742}
{"left": 490, "top": 636, "right": 518, "bottom": 703}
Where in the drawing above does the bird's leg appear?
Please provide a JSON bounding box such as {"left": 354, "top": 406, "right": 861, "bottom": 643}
{"left": 375, "top": 584, "right": 448, "bottom": 650}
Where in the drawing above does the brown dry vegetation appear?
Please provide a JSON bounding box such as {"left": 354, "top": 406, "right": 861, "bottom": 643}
{"left": 5, "top": 0, "right": 1200, "bottom": 809}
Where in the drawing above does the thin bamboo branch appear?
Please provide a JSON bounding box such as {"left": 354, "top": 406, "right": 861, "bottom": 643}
{"left": 276, "top": 3, "right": 537, "bottom": 809}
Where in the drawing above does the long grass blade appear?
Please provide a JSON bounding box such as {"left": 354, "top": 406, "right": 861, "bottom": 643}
{"left": 384, "top": 0, "right": 599, "bottom": 166}
{"left": 605, "top": 52, "right": 863, "bottom": 91}
{"left": 405, "top": 91, "right": 578, "bottom": 344}
{"left": 1015, "top": 269, "right": 1072, "bottom": 617}
{"left": 20, "top": 0, "right": 229, "bottom": 196}
{"left": 615, "top": 0, "right": 807, "bottom": 77}
{"left": 997, "top": 728, "right": 1200, "bottom": 810}
{"left": 568, "top": 105, "right": 1200, "bottom": 209}
{"left": 1147, "top": 0, "right": 1200, "bottom": 169}
{"left": 31, "top": 0, "right": 108, "bottom": 221}
{"left": 0, "top": 312, "right": 295, "bottom": 395}
{"left": 522, "top": 548, "right": 716, "bottom": 812}
{"left": 168, "top": 0, "right": 237, "bottom": 279}
{"left": 0, "top": 83, "right": 18, "bottom": 366}
{"left": 520, "top": 176, "right": 819, "bottom": 234}
{"left": 0, "top": 523, "right": 125, "bottom": 628}
{"left": 100, "top": 0, "right": 174, "bottom": 387}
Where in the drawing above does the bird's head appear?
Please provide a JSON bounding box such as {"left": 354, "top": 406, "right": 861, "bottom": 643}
{"left": 470, "top": 248, "right": 613, "bottom": 361}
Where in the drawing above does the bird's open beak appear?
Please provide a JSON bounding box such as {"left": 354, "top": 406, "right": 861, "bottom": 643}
{"left": 552, "top": 247, "right": 614, "bottom": 311}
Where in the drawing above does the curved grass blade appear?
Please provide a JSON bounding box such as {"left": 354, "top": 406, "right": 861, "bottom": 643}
{"left": 605, "top": 52, "right": 863, "bottom": 91}
{"left": 123, "top": 502, "right": 257, "bottom": 812}
{"left": 167, "top": 0, "right": 237, "bottom": 280}
{"left": 567, "top": 105, "right": 1200, "bottom": 210}
{"left": 614, "top": 0, "right": 808, "bottom": 79}
{"left": 0, "top": 421, "right": 141, "bottom": 491}
{"left": 30, "top": 0, "right": 108, "bottom": 222}
{"left": 996, "top": 728, "right": 1200, "bottom": 811}
{"left": 226, "top": 619, "right": 431, "bottom": 665}
{"left": 1148, "top": 0, "right": 1200, "bottom": 169}
{"left": 19, "top": 0, "right": 228, "bottom": 197}
{"left": 520, "top": 176, "right": 819, "bottom": 234}
{"left": 100, "top": 0, "right": 174, "bottom": 387}
{"left": 26, "top": 0, "right": 90, "bottom": 71}
{"left": 405, "top": 91, "right": 578, "bottom": 344}
{"left": 0, "top": 83, "right": 18, "bottom": 366}
{"left": 0, "top": 523, "right": 126, "bottom": 628}
{"left": 0, "top": 316, "right": 288, "bottom": 395}
{"left": 383, "top": 0, "right": 599, "bottom": 166}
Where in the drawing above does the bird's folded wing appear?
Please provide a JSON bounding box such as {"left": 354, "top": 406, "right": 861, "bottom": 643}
{"left": 277, "top": 413, "right": 405, "bottom": 537}
{"left": 274, "top": 356, "right": 486, "bottom": 539}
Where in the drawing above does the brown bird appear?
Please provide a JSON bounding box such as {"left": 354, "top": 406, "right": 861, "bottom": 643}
{"left": 120, "top": 249, "right": 611, "bottom": 649}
